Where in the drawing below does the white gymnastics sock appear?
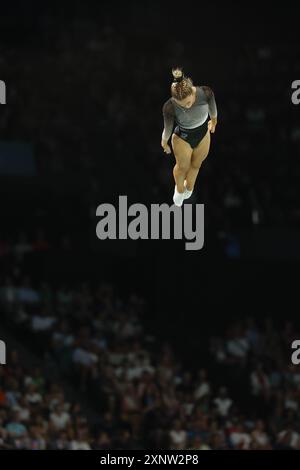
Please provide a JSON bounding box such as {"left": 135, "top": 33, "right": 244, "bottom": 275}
{"left": 173, "top": 185, "right": 185, "bottom": 207}
{"left": 183, "top": 180, "right": 193, "bottom": 200}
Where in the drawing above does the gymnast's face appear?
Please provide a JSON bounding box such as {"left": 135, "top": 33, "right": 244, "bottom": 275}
{"left": 174, "top": 87, "right": 196, "bottom": 109}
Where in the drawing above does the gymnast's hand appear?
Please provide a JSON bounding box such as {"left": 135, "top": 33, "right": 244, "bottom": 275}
{"left": 161, "top": 138, "right": 172, "bottom": 154}
{"left": 208, "top": 119, "right": 217, "bottom": 133}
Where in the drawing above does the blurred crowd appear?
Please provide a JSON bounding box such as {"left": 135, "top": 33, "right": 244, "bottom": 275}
{"left": 1, "top": 266, "right": 300, "bottom": 450}
{"left": 0, "top": 352, "right": 94, "bottom": 450}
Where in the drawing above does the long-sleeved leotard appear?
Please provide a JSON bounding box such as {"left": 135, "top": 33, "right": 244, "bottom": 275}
{"left": 162, "top": 85, "right": 217, "bottom": 141}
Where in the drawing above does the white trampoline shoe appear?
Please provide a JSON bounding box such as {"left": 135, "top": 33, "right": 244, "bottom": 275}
{"left": 183, "top": 180, "right": 193, "bottom": 200}
{"left": 173, "top": 186, "right": 185, "bottom": 207}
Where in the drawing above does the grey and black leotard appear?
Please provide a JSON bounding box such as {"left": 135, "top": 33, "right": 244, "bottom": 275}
{"left": 162, "top": 85, "right": 217, "bottom": 141}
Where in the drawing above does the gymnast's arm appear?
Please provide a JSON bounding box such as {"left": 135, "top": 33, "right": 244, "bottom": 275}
{"left": 161, "top": 100, "right": 174, "bottom": 154}
{"left": 202, "top": 86, "right": 218, "bottom": 133}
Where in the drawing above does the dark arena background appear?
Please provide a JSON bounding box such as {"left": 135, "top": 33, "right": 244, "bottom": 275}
{"left": 1, "top": 0, "right": 300, "bottom": 460}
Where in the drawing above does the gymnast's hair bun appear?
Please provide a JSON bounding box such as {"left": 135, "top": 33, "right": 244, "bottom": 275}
{"left": 172, "top": 67, "right": 184, "bottom": 83}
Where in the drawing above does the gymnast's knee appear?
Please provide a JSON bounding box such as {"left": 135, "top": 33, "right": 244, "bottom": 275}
{"left": 175, "top": 162, "right": 190, "bottom": 174}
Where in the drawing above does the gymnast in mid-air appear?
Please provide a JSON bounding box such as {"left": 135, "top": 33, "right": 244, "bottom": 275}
{"left": 161, "top": 67, "right": 218, "bottom": 207}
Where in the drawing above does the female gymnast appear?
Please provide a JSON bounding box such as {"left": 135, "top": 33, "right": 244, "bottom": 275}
{"left": 161, "top": 67, "right": 218, "bottom": 207}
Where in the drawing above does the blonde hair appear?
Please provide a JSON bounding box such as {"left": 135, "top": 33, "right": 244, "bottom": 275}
{"left": 171, "top": 67, "right": 193, "bottom": 101}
